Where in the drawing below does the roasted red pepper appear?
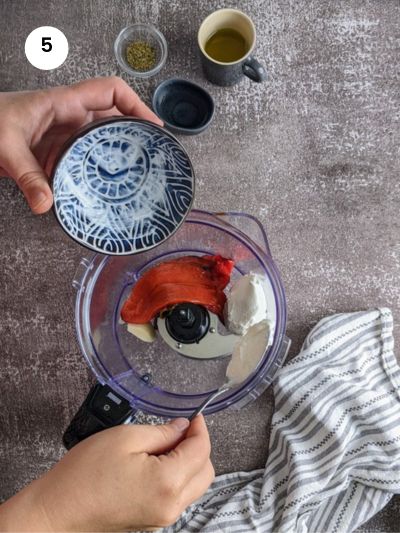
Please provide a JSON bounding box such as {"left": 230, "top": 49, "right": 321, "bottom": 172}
{"left": 121, "top": 255, "right": 234, "bottom": 324}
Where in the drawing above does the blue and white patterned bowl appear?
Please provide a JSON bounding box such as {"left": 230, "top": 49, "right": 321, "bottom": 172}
{"left": 52, "top": 118, "right": 195, "bottom": 255}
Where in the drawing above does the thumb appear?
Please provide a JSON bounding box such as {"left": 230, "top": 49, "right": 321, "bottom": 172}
{"left": 1, "top": 139, "right": 53, "bottom": 214}
{"left": 128, "top": 418, "right": 190, "bottom": 455}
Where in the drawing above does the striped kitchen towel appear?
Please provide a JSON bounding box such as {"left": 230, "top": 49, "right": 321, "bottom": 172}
{"left": 168, "top": 308, "right": 400, "bottom": 532}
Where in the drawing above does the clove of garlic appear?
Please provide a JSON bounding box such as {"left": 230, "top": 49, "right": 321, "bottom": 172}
{"left": 127, "top": 322, "right": 156, "bottom": 343}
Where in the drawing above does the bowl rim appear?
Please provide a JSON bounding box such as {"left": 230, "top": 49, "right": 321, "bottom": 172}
{"left": 152, "top": 78, "right": 215, "bottom": 133}
{"left": 114, "top": 23, "right": 168, "bottom": 78}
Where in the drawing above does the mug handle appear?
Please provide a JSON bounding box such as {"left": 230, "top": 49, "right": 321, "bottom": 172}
{"left": 243, "top": 56, "right": 267, "bottom": 82}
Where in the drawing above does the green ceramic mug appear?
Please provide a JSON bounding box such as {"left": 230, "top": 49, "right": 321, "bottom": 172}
{"left": 198, "top": 8, "right": 267, "bottom": 86}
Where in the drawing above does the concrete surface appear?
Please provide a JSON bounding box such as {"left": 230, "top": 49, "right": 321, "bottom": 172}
{"left": 0, "top": 0, "right": 399, "bottom": 530}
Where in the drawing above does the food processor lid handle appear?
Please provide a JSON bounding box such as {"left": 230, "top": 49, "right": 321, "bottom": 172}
{"left": 63, "top": 383, "right": 136, "bottom": 450}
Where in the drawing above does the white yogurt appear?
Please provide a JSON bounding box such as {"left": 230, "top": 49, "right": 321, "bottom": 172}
{"left": 226, "top": 274, "right": 268, "bottom": 335}
{"left": 226, "top": 319, "right": 273, "bottom": 385}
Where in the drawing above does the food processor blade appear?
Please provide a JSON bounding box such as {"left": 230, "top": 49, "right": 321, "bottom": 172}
{"left": 157, "top": 310, "right": 239, "bottom": 359}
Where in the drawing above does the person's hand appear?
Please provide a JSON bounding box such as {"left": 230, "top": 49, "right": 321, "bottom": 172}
{"left": 0, "top": 416, "right": 214, "bottom": 532}
{"left": 0, "top": 76, "right": 163, "bottom": 214}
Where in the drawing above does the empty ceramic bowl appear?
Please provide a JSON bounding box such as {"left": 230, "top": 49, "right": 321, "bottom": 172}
{"left": 152, "top": 79, "right": 214, "bottom": 135}
{"left": 52, "top": 117, "right": 195, "bottom": 255}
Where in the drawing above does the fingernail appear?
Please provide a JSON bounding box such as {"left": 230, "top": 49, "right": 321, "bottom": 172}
{"left": 169, "top": 418, "right": 190, "bottom": 432}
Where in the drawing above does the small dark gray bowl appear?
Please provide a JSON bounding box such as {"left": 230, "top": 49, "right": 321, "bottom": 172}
{"left": 152, "top": 78, "right": 214, "bottom": 135}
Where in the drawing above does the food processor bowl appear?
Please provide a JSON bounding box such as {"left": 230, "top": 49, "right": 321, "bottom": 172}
{"left": 73, "top": 210, "right": 290, "bottom": 418}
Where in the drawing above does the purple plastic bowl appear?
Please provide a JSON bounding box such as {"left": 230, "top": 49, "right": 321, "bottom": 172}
{"left": 73, "top": 210, "right": 289, "bottom": 418}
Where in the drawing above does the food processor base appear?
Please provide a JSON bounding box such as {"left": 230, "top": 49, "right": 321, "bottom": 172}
{"left": 63, "top": 384, "right": 136, "bottom": 450}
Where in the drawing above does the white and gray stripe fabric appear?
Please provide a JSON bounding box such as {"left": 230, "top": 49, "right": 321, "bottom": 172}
{"left": 168, "top": 308, "right": 400, "bottom": 532}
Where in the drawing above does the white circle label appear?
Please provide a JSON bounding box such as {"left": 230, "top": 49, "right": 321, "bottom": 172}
{"left": 25, "top": 26, "right": 69, "bottom": 70}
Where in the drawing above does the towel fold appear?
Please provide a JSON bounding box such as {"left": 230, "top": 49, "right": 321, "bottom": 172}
{"left": 168, "top": 308, "right": 400, "bottom": 532}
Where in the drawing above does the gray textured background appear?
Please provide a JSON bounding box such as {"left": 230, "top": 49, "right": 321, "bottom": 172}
{"left": 0, "top": 0, "right": 399, "bottom": 530}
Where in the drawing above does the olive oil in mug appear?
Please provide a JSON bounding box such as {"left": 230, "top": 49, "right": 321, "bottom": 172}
{"left": 205, "top": 28, "right": 247, "bottom": 63}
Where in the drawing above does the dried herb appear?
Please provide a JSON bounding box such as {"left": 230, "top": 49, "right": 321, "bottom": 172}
{"left": 125, "top": 41, "right": 156, "bottom": 71}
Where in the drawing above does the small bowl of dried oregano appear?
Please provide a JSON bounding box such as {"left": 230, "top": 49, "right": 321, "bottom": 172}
{"left": 114, "top": 23, "right": 168, "bottom": 78}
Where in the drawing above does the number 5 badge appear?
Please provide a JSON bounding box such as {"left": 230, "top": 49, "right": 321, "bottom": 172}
{"left": 25, "top": 26, "right": 68, "bottom": 70}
